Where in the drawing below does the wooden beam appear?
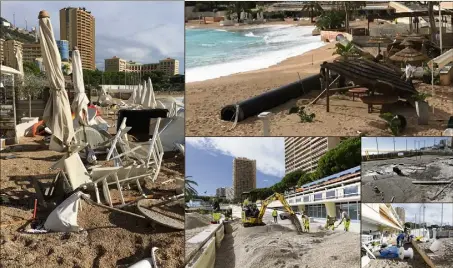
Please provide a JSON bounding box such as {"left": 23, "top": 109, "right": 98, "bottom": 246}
{"left": 411, "top": 241, "right": 436, "bottom": 268}
{"left": 413, "top": 180, "right": 452, "bottom": 184}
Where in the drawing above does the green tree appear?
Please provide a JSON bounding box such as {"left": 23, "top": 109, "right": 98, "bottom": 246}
{"left": 227, "top": 1, "right": 257, "bottom": 22}
{"left": 23, "top": 61, "right": 41, "bottom": 75}
{"left": 185, "top": 176, "right": 199, "bottom": 201}
{"left": 315, "top": 10, "right": 345, "bottom": 30}
{"left": 316, "top": 137, "right": 361, "bottom": 178}
{"left": 333, "top": 42, "right": 358, "bottom": 59}
{"left": 302, "top": 2, "right": 323, "bottom": 23}
{"left": 16, "top": 72, "right": 48, "bottom": 117}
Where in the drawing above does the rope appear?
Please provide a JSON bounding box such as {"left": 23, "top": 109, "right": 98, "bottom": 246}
{"left": 228, "top": 104, "right": 240, "bottom": 131}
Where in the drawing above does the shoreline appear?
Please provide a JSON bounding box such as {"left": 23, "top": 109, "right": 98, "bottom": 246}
{"left": 186, "top": 23, "right": 322, "bottom": 83}
{"left": 185, "top": 19, "right": 314, "bottom": 30}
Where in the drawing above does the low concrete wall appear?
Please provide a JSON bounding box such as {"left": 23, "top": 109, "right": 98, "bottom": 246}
{"left": 185, "top": 223, "right": 225, "bottom": 268}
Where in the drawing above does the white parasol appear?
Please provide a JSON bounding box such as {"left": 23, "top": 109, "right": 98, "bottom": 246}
{"left": 142, "top": 77, "right": 157, "bottom": 108}
{"left": 39, "top": 10, "right": 74, "bottom": 148}
{"left": 140, "top": 80, "right": 147, "bottom": 105}
{"left": 128, "top": 85, "right": 137, "bottom": 104}
{"left": 71, "top": 47, "right": 89, "bottom": 124}
{"left": 135, "top": 83, "right": 142, "bottom": 104}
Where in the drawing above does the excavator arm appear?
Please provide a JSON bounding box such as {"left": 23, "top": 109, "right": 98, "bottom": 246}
{"left": 257, "top": 193, "right": 303, "bottom": 234}
{"left": 257, "top": 193, "right": 295, "bottom": 220}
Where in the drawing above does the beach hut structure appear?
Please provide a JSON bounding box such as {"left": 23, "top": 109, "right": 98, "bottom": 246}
{"left": 389, "top": 39, "right": 429, "bottom": 66}
{"left": 367, "top": 36, "right": 392, "bottom": 56}
{"left": 39, "top": 10, "right": 75, "bottom": 151}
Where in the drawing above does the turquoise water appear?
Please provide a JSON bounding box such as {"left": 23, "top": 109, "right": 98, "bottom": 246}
{"left": 186, "top": 25, "right": 325, "bottom": 82}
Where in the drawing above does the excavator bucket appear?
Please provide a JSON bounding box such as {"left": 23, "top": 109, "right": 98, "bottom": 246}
{"left": 289, "top": 214, "right": 303, "bottom": 234}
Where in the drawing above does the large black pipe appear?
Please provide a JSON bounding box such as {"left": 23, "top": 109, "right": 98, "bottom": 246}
{"left": 220, "top": 74, "right": 321, "bottom": 122}
{"left": 117, "top": 109, "right": 168, "bottom": 141}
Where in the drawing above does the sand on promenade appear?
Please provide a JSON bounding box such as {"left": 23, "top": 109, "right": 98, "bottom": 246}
{"left": 185, "top": 41, "right": 453, "bottom": 137}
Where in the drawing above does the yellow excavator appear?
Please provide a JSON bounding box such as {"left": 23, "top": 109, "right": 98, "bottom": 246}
{"left": 241, "top": 192, "right": 303, "bottom": 233}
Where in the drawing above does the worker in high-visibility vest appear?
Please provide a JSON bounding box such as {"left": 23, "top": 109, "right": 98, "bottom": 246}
{"left": 272, "top": 209, "right": 278, "bottom": 223}
{"left": 302, "top": 211, "right": 310, "bottom": 232}
{"left": 336, "top": 209, "right": 351, "bottom": 232}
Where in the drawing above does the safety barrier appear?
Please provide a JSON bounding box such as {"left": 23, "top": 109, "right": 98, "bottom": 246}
{"left": 185, "top": 222, "right": 225, "bottom": 268}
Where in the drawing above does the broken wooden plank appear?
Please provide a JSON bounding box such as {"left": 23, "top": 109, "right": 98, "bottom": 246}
{"left": 412, "top": 180, "right": 452, "bottom": 184}
{"left": 411, "top": 241, "right": 436, "bottom": 268}
{"left": 430, "top": 180, "right": 453, "bottom": 200}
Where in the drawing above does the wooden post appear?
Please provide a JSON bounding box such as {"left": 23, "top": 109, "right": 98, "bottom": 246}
{"left": 326, "top": 69, "right": 330, "bottom": 112}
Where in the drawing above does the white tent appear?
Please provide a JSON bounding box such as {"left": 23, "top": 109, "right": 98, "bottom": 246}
{"left": 71, "top": 48, "right": 89, "bottom": 125}
{"left": 39, "top": 10, "right": 74, "bottom": 149}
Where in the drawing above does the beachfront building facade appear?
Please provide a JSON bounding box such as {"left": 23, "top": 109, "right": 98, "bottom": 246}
{"left": 232, "top": 157, "right": 256, "bottom": 201}
{"left": 361, "top": 203, "right": 404, "bottom": 245}
{"left": 22, "top": 43, "right": 41, "bottom": 63}
{"left": 60, "top": 7, "right": 96, "bottom": 70}
{"left": 105, "top": 56, "right": 127, "bottom": 72}
{"left": 3, "top": 40, "right": 23, "bottom": 70}
{"left": 268, "top": 166, "right": 361, "bottom": 233}
{"left": 285, "top": 137, "right": 341, "bottom": 174}
{"left": 104, "top": 56, "right": 180, "bottom": 76}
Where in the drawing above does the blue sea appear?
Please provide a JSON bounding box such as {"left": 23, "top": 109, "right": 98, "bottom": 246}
{"left": 186, "top": 25, "right": 326, "bottom": 82}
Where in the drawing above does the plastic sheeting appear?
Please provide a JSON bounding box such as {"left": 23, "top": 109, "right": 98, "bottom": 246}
{"left": 44, "top": 191, "right": 89, "bottom": 232}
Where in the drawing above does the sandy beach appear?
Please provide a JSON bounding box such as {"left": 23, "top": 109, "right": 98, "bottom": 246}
{"left": 185, "top": 39, "right": 453, "bottom": 137}
{"left": 0, "top": 137, "right": 184, "bottom": 268}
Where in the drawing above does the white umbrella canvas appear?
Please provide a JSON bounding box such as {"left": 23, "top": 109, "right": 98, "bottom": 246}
{"left": 39, "top": 10, "right": 74, "bottom": 149}
{"left": 142, "top": 77, "right": 157, "bottom": 109}
{"left": 128, "top": 85, "right": 137, "bottom": 104}
{"left": 71, "top": 47, "right": 89, "bottom": 125}
{"left": 135, "top": 84, "right": 142, "bottom": 104}
{"left": 140, "top": 80, "right": 147, "bottom": 105}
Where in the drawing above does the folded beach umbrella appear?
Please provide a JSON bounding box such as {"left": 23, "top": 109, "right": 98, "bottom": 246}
{"left": 140, "top": 80, "right": 147, "bottom": 105}
{"left": 15, "top": 48, "right": 24, "bottom": 83}
{"left": 128, "top": 85, "right": 137, "bottom": 104}
{"left": 135, "top": 84, "right": 142, "bottom": 104}
{"left": 71, "top": 47, "right": 89, "bottom": 125}
{"left": 39, "top": 10, "right": 74, "bottom": 149}
{"left": 142, "top": 77, "right": 157, "bottom": 109}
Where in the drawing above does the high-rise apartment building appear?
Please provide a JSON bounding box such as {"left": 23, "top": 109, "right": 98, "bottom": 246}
{"left": 394, "top": 207, "right": 406, "bottom": 224}
{"left": 60, "top": 7, "right": 95, "bottom": 70}
{"left": 216, "top": 187, "right": 226, "bottom": 198}
{"left": 3, "top": 40, "right": 23, "bottom": 69}
{"left": 0, "top": 38, "right": 4, "bottom": 65}
{"left": 285, "top": 137, "right": 341, "bottom": 174}
{"left": 22, "top": 43, "right": 42, "bottom": 63}
{"left": 232, "top": 157, "right": 256, "bottom": 201}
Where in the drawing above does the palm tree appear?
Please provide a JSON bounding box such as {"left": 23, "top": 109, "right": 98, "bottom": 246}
{"left": 185, "top": 176, "right": 199, "bottom": 201}
{"left": 301, "top": 2, "right": 323, "bottom": 23}
{"left": 339, "top": 1, "right": 366, "bottom": 33}
{"left": 332, "top": 42, "right": 358, "bottom": 60}
{"left": 428, "top": 2, "right": 436, "bottom": 43}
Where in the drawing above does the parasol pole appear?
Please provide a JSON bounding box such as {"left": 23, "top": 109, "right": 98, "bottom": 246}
{"left": 431, "top": 61, "right": 434, "bottom": 114}
{"left": 439, "top": 4, "right": 442, "bottom": 53}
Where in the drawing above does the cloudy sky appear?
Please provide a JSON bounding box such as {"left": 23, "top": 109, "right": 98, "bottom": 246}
{"left": 186, "top": 137, "right": 285, "bottom": 196}
{"left": 394, "top": 203, "right": 453, "bottom": 226}
{"left": 1, "top": 1, "right": 184, "bottom": 72}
